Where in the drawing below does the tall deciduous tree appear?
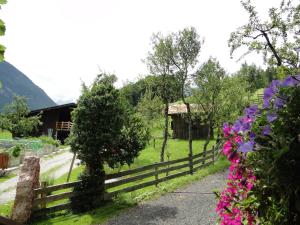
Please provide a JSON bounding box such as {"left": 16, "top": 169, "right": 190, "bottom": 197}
{"left": 193, "top": 58, "right": 250, "bottom": 154}
{"left": 193, "top": 58, "right": 225, "bottom": 154}
{"left": 171, "top": 27, "right": 203, "bottom": 161}
{"left": 229, "top": 0, "right": 300, "bottom": 70}
{"left": 0, "top": 96, "right": 41, "bottom": 137}
{"left": 69, "top": 73, "right": 148, "bottom": 212}
{"left": 145, "top": 33, "right": 180, "bottom": 162}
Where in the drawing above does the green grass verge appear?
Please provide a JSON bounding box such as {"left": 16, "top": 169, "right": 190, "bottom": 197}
{"left": 0, "top": 202, "right": 13, "bottom": 217}
{"left": 0, "top": 130, "right": 12, "bottom": 139}
{"left": 0, "top": 173, "right": 16, "bottom": 183}
{"left": 30, "top": 156, "right": 229, "bottom": 225}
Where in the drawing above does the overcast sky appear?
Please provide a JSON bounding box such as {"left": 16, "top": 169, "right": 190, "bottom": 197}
{"left": 1, "top": 0, "right": 282, "bottom": 104}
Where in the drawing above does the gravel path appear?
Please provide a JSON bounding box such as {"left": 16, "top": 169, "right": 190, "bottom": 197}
{"left": 0, "top": 149, "right": 79, "bottom": 203}
{"left": 105, "top": 170, "right": 228, "bottom": 225}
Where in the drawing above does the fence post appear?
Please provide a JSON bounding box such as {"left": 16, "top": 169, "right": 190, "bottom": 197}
{"left": 166, "top": 155, "right": 170, "bottom": 177}
{"left": 155, "top": 164, "right": 158, "bottom": 187}
{"left": 40, "top": 181, "right": 47, "bottom": 209}
{"left": 212, "top": 145, "right": 215, "bottom": 165}
{"left": 189, "top": 153, "right": 193, "bottom": 175}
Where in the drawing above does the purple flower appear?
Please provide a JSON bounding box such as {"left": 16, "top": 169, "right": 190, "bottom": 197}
{"left": 263, "top": 80, "right": 281, "bottom": 108}
{"left": 267, "top": 112, "right": 277, "bottom": 122}
{"left": 232, "top": 120, "right": 242, "bottom": 133}
{"left": 249, "top": 132, "right": 256, "bottom": 141}
{"left": 244, "top": 105, "right": 258, "bottom": 118}
{"left": 262, "top": 125, "right": 271, "bottom": 136}
{"left": 238, "top": 141, "right": 254, "bottom": 153}
{"left": 281, "top": 75, "right": 300, "bottom": 87}
{"left": 274, "top": 97, "right": 285, "bottom": 109}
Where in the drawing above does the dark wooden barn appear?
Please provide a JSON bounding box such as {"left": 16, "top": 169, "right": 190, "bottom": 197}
{"left": 168, "top": 103, "right": 209, "bottom": 139}
{"left": 29, "top": 103, "right": 76, "bottom": 143}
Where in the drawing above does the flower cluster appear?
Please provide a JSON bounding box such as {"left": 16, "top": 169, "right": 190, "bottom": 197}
{"left": 216, "top": 113, "right": 257, "bottom": 225}
{"left": 216, "top": 74, "right": 300, "bottom": 224}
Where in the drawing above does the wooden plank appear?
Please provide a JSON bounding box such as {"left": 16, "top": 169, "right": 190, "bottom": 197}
{"left": 193, "top": 161, "right": 213, "bottom": 172}
{"left": 105, "top": 170, "right": 157, "bottom": 189}
{"left": 32, "top": 202, "right": 72, "bottom": 217}
{"left": 106, "top": 156, "right": 190, "bottom": 179}
{"left": 34, "top": 191, "right": 76, "bottom": 206}
{"left": 156, "top": 170, "right": 190, "bottom": 184}
{"left": 108, "top": 179, "right": 158, "bottom": 197}
{"left": 193, "top": 154, "right": 213, "bottom": 165}
{"left": 34, "top": 181, "right": 81, "bottom": 195}
{"left": 193, "top": 152, "right": 204, "bottom": 159}
{"left": 0, "top": 216, "right": 21, "bottom": 225}
{"left": 108, "top": 169, "right": 191, "bottom": 197}
{"left": 105, "top": 162, "right": 190, "bottom": 189}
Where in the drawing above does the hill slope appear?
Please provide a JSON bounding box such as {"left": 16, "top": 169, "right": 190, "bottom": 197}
{"left": 0, "top": 61, "right": 56, "bottom": 110}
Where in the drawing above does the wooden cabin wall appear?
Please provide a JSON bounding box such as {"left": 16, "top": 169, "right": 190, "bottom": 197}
{"left": 170, "top": 114, "right": 208, "bottom": 139}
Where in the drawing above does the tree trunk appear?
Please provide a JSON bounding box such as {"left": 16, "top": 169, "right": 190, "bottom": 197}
{"left": 184, "top": 102, "right": 193, "bottom": 157}
{"left": 203, "top": 119, "right": 211, "bottom": 164}
{"left": 161, "top": 103, "right": 169, "bottom": 162}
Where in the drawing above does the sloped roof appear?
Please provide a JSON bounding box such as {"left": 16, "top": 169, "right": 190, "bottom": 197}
{"left": 29, "top": 103, "right": 76, "bottom": 115}
{"left": 168, "top": 103, "right": 200, "bottom": 115}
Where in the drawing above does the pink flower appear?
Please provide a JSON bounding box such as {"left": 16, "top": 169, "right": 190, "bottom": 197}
{"left": 234, "top": 136, "right": 242, "bottom": 144}
{"left": 223, "top": 141, "right": 232, "bottom": 155}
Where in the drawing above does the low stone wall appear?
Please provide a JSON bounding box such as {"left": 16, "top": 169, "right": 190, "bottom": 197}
{"left": 7, "top": 144, "right": 59, "bottom": 168}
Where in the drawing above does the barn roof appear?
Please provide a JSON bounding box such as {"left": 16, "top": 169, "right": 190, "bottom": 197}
{"left": 29, "top": 103, "right": 76, "bottom": 115}
{"left": 168, "top": 103, "right": 200, "bottom": 115}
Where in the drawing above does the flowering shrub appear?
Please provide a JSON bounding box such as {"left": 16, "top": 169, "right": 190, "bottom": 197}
{"left": 216, "top": 75, "right": 300, "bottom": 224}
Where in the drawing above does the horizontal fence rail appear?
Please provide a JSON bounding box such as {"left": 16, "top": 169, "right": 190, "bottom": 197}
{"left": 31, "top": 145, "right": 220, "bottom": 218}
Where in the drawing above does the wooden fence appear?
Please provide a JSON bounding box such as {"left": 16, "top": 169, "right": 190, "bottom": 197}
{"left": 31, "top": 146, "right": 220, "bottom": 218}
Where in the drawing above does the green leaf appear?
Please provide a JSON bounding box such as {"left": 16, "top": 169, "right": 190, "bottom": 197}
{"left": 0, "top": 44, "right": 5, "bottom": 62}
{"left": 0, "top": 0, "right": 7, "bottom": 5}
{"left": 0, "top": 19, "right": 5, "bottom": 36}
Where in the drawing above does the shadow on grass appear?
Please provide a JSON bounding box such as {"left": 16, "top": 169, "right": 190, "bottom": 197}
{"left": 29, "top": 197, "right": 137, "bottom": 225}
{"left": 104, "top": 204, "right": 178, "bottom": 225}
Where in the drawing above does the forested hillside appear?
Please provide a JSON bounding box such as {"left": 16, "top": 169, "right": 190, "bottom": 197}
{"left": 0, "top": 61, "right": 56, "bottom": 110}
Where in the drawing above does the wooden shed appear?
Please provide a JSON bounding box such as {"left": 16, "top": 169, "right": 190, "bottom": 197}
{"left": 29, "top": 103, "right": 76, "bottom": 143}
{"left": 168, "top": 103, "right": 208, "bottom": 139}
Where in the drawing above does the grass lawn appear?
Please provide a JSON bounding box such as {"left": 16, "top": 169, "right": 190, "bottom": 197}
{"left": 0, "top": 173, "right": 16, "bottom": 183}
{"left": 0, "top": 130, "right": 12, "bottom": 139}
{"left": 0, "top": 123, "right": 226, "bottom": 224}
{"left": 30, "top": 156, "right": 229, "bottom": 225}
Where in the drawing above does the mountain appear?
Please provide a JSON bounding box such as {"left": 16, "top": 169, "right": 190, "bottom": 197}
{"left": 0, "top": 61, "right": 57, "bottom": 111}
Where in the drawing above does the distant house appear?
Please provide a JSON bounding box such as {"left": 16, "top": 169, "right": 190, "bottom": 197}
{"left": 168, "top": 103, "right": 209, "bottom": 139}
{"left": 29, "top": 103, "right": 76, "bottom": 143}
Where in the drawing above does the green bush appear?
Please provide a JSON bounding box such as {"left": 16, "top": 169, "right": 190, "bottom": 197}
{"left": 39, "top": 136, "right": 60, "bottom": 147}
{"left": 10, "top": 145, "right": 22, "bottom": 158}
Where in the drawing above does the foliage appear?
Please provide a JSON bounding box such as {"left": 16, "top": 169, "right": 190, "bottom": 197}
{"left": 145, "top": 32, "right": 181, "bottom": 162}
{"left": 38, "top": 136, "right": 60, "bottom": 147}
{"left": 236, "top": 62, "right": 268, "bottom": 93}
{"left": 216, "top": 74, "right": 300, "bottom": 224}
{"left": 136, "top": 88, "right": 163, "bottom": 126}
{"left": 169, "top": 27, "right": 204, "bottom": 158}
{"left": 219, "top": 75, "right": 250, "bottom": 124}
{"left": 229, "top": 0, "right": 300, "bottom": 70}
{"left": 0, "top": 96, "right": 41, "bottom": 138}
{"left": 193, "top": 60, "right": 250, "bottom": 133}
{"left": 69, "top": 73, "right": 148, "bottom": 212}
{"left": 0, "top": 0, "right": 6, "bottom": 61}
{"left": 11, "top": 145, "right": 22, "bottom": 157}
{"left": 193, "top": 57, "right": 226, "bottom": 130}
{"left": 120, "top": 75, "right": 160, "bottom": 108}
{"left": 248, "top": 75, "right": 300, "bottom": 224}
